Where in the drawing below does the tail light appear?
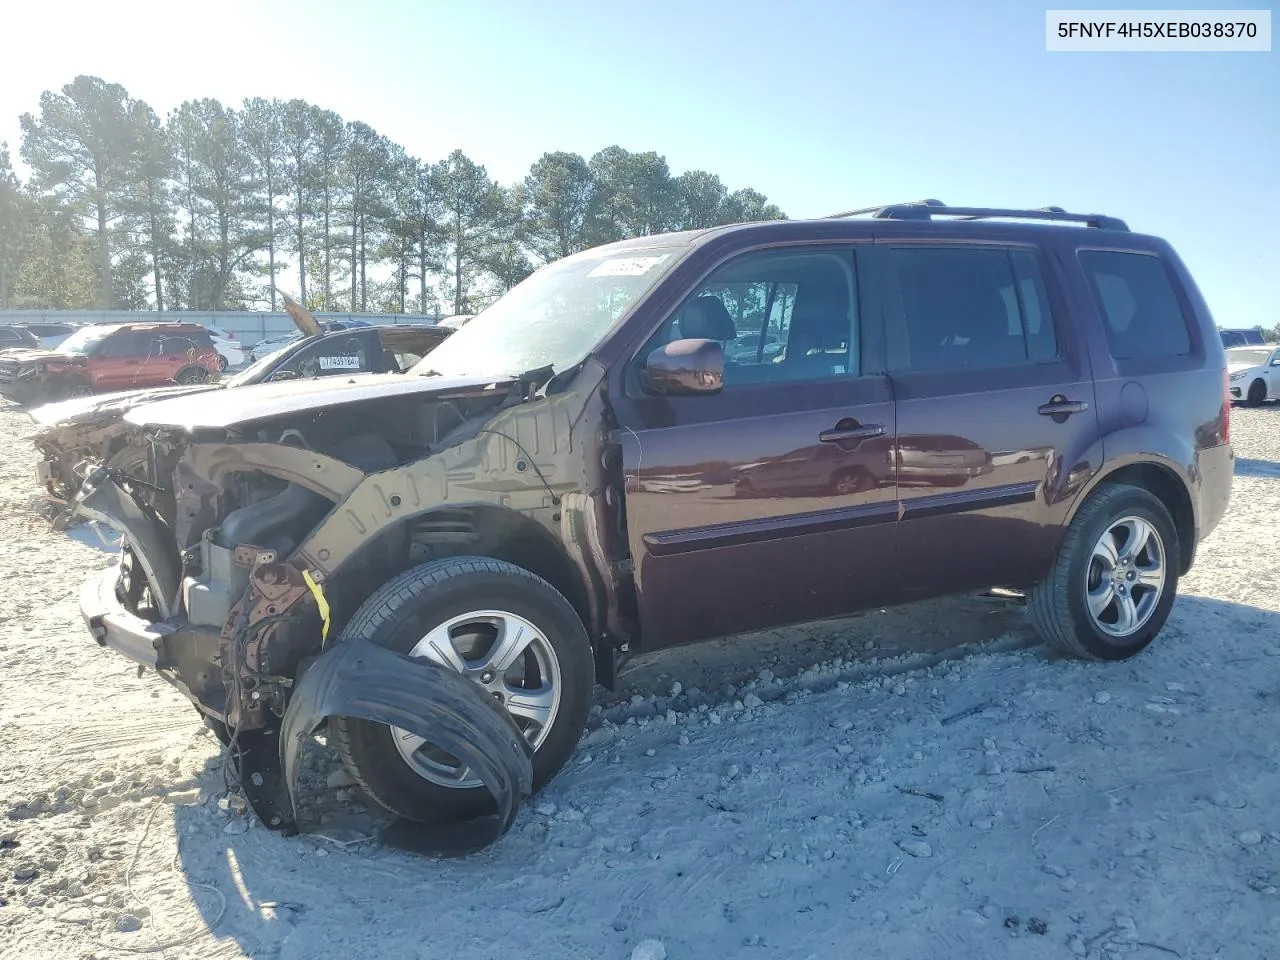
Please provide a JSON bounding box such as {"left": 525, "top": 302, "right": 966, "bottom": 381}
{"left": 1221, "top": 367, "right": 1231, "bottom": 445}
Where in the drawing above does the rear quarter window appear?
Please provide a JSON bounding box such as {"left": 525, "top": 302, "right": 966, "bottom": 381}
{"left": 1078, "top": 250, "right": 1192, "bottom": 360}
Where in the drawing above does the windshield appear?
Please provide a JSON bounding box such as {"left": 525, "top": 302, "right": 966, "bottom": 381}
{"left": 409, "top": 244, "right": 685, "bottom": 378}
{"left": 55, "top": 327, "right": 110, "bottom": 356}
{"left": 1227, "top": 347, "right": 1272, "bottom": 366}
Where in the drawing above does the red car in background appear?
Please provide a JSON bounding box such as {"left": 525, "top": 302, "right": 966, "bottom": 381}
{"left": 0, "top": 323, "right": 221, "bottom": 404}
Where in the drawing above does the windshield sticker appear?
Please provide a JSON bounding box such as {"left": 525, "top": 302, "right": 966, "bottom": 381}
{"left": 587, "top": 256, "right": 668, "bottom": 277}
{"left": 318, "top": 355, "right": 361, "bottom": 370}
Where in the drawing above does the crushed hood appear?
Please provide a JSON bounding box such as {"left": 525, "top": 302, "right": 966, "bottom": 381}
{"left": 281, "top": 293, "right": 323, "bottom": 338}
{"left": 29, "top": 382, "right": 224, "bottom": 428}
{"left": 125, "top": 371, "right": 518, "bottom": 430}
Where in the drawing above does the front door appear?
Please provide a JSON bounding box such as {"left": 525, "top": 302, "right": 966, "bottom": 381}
{"left": 873, "top": 238, "right": 1103, "bottom": 599}
{"left": 92, "top": 331, "right": 147, "bottom": 390}
{"left": 612, "top": 244, "right": 899, "bottom": 649}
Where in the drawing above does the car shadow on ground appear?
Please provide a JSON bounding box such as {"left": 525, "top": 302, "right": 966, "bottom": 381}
{"left": 164, "top": 591, "right": 1280, "bottom": 960}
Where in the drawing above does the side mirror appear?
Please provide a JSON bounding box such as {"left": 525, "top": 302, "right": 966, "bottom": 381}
{"left": 268, "top": 369, "right": 299, "bottom": 382}
{"left": 642, "top": 338, "right": 724, "bottom": 396}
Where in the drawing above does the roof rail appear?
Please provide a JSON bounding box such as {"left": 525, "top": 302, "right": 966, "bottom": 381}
{"left": 824, "top": 200, "right": 1129, "bottom": 231}
{"left": 823, "top": 199, "right": 945, "bottom": 219}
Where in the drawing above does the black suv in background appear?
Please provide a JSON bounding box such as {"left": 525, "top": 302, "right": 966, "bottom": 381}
{"left": 1219, "top": 327, "right": 1267, "bottom": 348}
{"left": 0, "top": 326, "right": 41, "bottom": 351}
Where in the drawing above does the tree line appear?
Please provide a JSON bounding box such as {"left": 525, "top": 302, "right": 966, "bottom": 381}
{"left": 0, "top": 76, "right": 786, "bottom": 316}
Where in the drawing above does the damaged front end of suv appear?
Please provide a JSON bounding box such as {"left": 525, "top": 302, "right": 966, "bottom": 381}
{"left": 63, "top": 239, "right": 691, "bottom": 851}
{"left": 68, "top": 358, "right": 632, "bottom": 848}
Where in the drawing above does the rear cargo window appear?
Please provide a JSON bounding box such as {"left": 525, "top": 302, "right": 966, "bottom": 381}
{"left": 1078, "top": 251, "right": 1192, "bottom": 360}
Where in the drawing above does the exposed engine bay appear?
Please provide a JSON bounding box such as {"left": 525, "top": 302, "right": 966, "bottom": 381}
{"left": 68, "top": 363, "right": 632, "bottom": 849}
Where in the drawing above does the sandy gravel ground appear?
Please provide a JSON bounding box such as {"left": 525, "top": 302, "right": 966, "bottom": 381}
{"left": 0, "top": 403, "right": 1277, "bottom": 960}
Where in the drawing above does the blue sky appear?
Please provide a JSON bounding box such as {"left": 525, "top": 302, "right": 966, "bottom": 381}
{"left": 2, "top": 0, "right": 1276, "bottom": 325}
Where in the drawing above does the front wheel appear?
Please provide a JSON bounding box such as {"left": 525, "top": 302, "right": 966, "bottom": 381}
{"left": 1246, "top": 379, "right": 1267, "bottom": 405}
{"left": 57, "top": 378, "right": 94, "bottom": 400}
{"left": 1027, "top": 483, "right": 1179, "bottom": 661}
{"left": 333, "top": 557, "right": 594, "bottom": 823}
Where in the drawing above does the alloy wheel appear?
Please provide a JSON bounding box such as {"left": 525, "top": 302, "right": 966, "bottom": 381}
{"left": 392, "top": 609, "right": 562, "bottom": 788}
{"left": 1085, "top": 516, "right": 1166, "bottom": 638}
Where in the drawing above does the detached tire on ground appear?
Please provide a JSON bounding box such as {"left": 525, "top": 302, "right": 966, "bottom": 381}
{"left": 333, "top": 557, "right": 594, "bottom": 824}
{"left": 1028, "top": 483, "right": 1180, "bottom": 661}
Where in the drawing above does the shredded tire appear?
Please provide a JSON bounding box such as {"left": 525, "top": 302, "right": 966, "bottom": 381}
{"left": 332, "top": 556, "right": 594, "bottom": 825}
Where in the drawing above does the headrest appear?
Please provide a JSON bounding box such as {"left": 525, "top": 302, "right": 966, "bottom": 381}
{"left": 680, "top": 296, "right": 737, "bottom": 342}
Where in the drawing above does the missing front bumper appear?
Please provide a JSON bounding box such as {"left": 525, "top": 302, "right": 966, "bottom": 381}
{"left": 79, "top": 563, "right": 165, "bottom": 668}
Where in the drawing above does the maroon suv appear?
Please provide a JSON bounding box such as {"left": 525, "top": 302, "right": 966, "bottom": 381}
{"left": 67, "top": 201, "right": 1232, "bottom": 842}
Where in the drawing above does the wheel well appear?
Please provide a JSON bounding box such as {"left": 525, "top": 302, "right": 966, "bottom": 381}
{"left": 1097, "top": 463, "right": 1195, "bottom": 575}
{"left": 328, "top": 504, "right": 595, "bottom": 643}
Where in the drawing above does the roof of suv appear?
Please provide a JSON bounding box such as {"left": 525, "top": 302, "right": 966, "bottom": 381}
{"left": 591, "top": 202, "right": 1139, "bottom": 256}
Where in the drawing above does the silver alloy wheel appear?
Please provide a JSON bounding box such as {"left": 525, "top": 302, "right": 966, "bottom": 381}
{"left": 392, "top": 609, "right": 562, "bottom": 788}
{"left": 1085, "top": 516, "right": 1166, "bottom": 638}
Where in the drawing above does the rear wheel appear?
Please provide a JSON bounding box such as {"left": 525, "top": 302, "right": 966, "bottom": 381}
{"left": 175, "top": 366, "right": 209, "bottom": 385}
{"left": 1027, "top": 483, "right": 1179, "bottom": 660}
{"left": 217, "top": 354, "right": 230, "bottom": 372}
{"left": 333, "top": 557, "right": 594, "bottom": 823}
{"left": 1246, "top": 379, "right": 1267, "bottom": 405}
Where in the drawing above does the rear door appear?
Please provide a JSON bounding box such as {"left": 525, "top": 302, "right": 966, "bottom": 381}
{"left": 873, "top": 237, "right": 1103, "bottom": 599}
{"left": 612, "top": 244, "right": 900, "bottom": 647}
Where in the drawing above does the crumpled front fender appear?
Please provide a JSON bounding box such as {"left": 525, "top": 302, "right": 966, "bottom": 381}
{"left": 276, "top": 638, "right": 535, "bottom": 857}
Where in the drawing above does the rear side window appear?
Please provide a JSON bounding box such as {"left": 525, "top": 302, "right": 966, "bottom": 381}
{"left": 160, "top": 337, "right": 199, "bottom": 359}
{"left": 888, "top": 245, "right": 1058, "bottom": 373}
{"left": 1078, "top": 251, "right": 1191, "bottom": 360}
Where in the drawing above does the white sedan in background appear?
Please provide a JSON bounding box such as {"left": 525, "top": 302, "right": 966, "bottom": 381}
{"left": 204, "top": 325, "right": 246, "bottom": 371}
{"left": 1227, "top": 344, "right": 1280, "bottom": 405}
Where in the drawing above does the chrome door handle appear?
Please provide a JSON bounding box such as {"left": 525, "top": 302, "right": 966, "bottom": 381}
{"left": 820, "top": 423, "right": 886, "bottom": 443}
{"left": 1038, "top": 396, "right": 1089, "bottom": 418}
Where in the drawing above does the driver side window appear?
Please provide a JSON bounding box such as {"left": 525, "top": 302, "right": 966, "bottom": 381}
{"left": 642, "top": 247, "right": 860, "bottom": 387}
{"left": 278, "top": 334, "right": 371, "bottom": 379}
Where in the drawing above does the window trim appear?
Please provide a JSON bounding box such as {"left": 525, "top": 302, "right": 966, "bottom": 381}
{"left": 877, "top": 240, "right": 1065, "bottom": 376}
{"left": 623, "top": 242, "right": 874, "bottom": 398}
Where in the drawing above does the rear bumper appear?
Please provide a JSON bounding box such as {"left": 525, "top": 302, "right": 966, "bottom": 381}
{"left": 79, "top": 563, "right": 165, "bottom": 668}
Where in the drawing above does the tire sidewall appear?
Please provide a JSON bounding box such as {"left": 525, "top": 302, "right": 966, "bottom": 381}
{"left": 1062, "top": 490, "right": 1180, "bottom": 660}
{"left": 1247, "top": 379, "right": 1266, "bottom": 405}
{"left": 336, "top": 560, "right": 593, "bottom": 823}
